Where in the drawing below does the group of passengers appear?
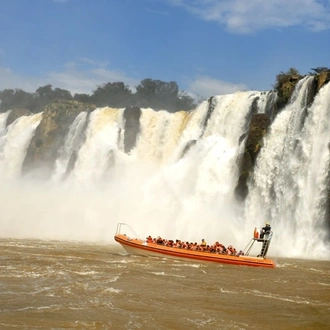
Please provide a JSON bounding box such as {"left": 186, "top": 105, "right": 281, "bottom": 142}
{"left": 146, "top": 236, "right": 244, "bottom": 256}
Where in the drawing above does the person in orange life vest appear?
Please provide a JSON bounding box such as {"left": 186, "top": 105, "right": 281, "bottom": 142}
{"left": 146, "top": 235, "right": 153, "bottom": 243}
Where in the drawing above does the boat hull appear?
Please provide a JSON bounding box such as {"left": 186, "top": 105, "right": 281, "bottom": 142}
{"left": 114, "top": 234, "right": 275, "bottom": 268}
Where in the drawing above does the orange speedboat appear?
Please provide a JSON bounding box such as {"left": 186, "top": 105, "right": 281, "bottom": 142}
{"left": 114, "top": 223, "right": 275, "bottom": 268}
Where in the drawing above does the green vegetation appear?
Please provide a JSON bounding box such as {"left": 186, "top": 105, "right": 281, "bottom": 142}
{"left": 273, "top": 67, "right": 302, "bottom": 108}
{"left": 1, "top": 68, "right": 329, "bottom": 114}
{"left": 0, "top": 79, "right": 196, "bottom": 113}
{"left": 309, "top": 67, "right": 330, "bottom": 74}
{"left": 273, "top": 67, "right": 300, "bottom": 92}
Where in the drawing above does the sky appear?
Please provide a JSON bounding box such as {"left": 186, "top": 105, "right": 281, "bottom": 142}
{"left": 0, "top": 0, "right": 329, "bottom": 99}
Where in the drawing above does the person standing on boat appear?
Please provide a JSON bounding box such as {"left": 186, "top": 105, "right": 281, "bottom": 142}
{"left": 260, "top": 222, "right": 271, "bottom": 239}
{"left": 201, "top": 239, "right": 207, "bottom": 247}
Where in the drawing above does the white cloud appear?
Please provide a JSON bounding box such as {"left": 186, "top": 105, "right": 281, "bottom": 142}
{"left": 0, "top": 59, "right": 140, "bottom": 95}
{"left": 167, "top": 0, "right": 330, "bottom": 33}
{"left": 0, "top": 60, "right": 248, "bottom": 100}
{"left": 0, "top": 67, "right": 43, "bottom": 92}
{"left": 188, "top": 76, "right": 248, "bottom": 99}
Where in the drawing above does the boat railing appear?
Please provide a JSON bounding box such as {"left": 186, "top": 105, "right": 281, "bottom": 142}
{"left": 115, "top": 223, "right": 141, "bottom": 240}
{"left": 243, "top": 230, "right": 273, "bottom": 258}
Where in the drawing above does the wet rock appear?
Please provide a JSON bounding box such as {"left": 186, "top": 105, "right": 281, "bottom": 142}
{"left": 6, "top": 108, "right": 32, "bottom": 127}
{"left": 181, "top": 140, "right": 197, "bottom": 159}
{"left": 235, "top": 113, "right": 271, "bottom": 201}
{"left": 123, "top": 106, "right": 142, "bottom": 153}
{"left": 22, "top": 100, "right": 95, "bottom": 178}
{"left": 316, "top": 71, "right": 330, "bottom": 91}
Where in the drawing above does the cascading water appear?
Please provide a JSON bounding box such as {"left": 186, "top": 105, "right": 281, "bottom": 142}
{"left": 52, "top": 111, "right": 88, "bottom": 181}
{"left": 245, "top": 77, "right": 330, "bottom": 259}
{"left": 0, "top": 112, "right": 42, "bottom": 179}
{"left": 0, "top": 83, "right": 329, "bottom": 260}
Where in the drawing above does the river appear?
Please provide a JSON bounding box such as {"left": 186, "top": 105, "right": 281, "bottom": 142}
{"left": 1, "top": 239, "right": 329, "bottom": 330}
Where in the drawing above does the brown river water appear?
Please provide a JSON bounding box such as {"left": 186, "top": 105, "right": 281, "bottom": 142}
{"left": 0, "top": 239, "right": 329, "bottom": 330}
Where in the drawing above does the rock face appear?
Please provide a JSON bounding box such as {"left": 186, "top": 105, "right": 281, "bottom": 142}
{"left": 22, "top": 100, "right": 95, "bottom": 178}
{"left": 6, "top": 108, "right": 32, "bottom": 126}
{"left": 123, "top": 106, "right": 142, "bottom": 153}
{"left": 235, "top": 113, "right": 271, "bottom": 201}
{"left": 275, "top": 74, "right": 302, "bottom": 112}
{"left": 316, "top": 71, "right": 330, "bottom": 91}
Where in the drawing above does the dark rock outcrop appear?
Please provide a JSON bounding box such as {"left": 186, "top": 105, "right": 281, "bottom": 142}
{"left": 203, "top": 96, "right": 217, "bottom": 131}
{"left": 275, "top": 74, "right": 302, "bottom": 112}
{"left": 181, "top": 140, "right": 197, "bottom": 159}
{"left": 6, "top": 108, "right": 32, "bottom": 127}
{"left": 306, "top": 72, "right": 330, "bottom": 107}
{"left": 316, "top": 71, "right": 330, "bottom": 91}
{"left": 22, "top": 100, "right": 95, "bottom": 178}
{"left": 235, "top": 113, "right": 271, "bottom": 201}
{"left": 123, "top": 106, "right": 142, "bottom": 153}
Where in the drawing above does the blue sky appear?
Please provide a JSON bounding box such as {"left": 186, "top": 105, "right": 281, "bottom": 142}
{"left": 0, "top": 0, "right": 329, "bottom": 99}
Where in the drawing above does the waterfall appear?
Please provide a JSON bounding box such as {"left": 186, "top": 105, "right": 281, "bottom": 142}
{"left": 0, "top": 82, "right": 329, "bottom": 260}
{"left": 245, "top": 77, "right": 330, "bottom": 258}
{"left": 0, "top": 112, "right": 42, "bottom": 179}
{"left": 70, "top": 107, "right": 124, "bottom": 185}
{"left": 52, "top": 111, "right": 88, "bottom": 181}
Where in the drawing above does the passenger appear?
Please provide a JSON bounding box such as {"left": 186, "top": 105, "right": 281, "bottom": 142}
{"left": 201, "top": 239, "right": 207, "bottom": 247}
{"left": 167, "top": 240, "right": 174, "bottom": 247}
{"left": 260, "top": 222, "right": 271, "bottom": 239}
{"left": 156, "top": 236, "right": 163, "bottom": 245}
{"left": 146, "top": 235, "right": 153, "bottom": 243}
{"left": 227, "top": 245, "right": 235, "bottom": 255}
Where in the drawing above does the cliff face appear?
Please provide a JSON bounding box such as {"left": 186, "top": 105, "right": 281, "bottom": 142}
{"left": 235, "top": 114, "right": 271, "bottom": 200}
{"left": 235, "top": 72, "right": 330, "bottom": 202}
{"left": 316, "top": 71, "right": 330, "bottom": 91}
{"left": 22, "top": 100, "right": 95, "bottom": 178}
{"left": 123, "top": 106, "right": 142, "bottom": 153}
{"left": 6, "top": 108, "right": 32, "bottom": 126}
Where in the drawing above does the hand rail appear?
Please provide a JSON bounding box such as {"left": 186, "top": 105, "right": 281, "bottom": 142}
{"left": 115, "top": 223, "right": 141, "bottom": 240}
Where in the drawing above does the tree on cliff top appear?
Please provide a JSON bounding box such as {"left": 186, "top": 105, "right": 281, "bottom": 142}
{"left": 273, "top": 67, "right": 300, "bottom": 93}
{"left": 310, "top": 67, "right": 330, "bottom": 74}
{"left": 134, "top": 79, "right": 195, "bottom": 111}
{"left": 90, "top": 82, "right": 132, "bottom": 107}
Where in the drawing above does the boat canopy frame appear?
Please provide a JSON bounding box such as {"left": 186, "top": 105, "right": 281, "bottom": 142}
{"left": 116, "top": 223, "right": 141, "bottom": 240}
{"left": 243, "top": 231, "right": 273, "bottom": 258}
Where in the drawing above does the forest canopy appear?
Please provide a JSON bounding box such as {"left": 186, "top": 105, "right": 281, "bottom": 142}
{"left": 1, "top": 68, "right": 329, "bottom": 114}
{"left": 0, "top": 78, "right": 197, "bottom": 113}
